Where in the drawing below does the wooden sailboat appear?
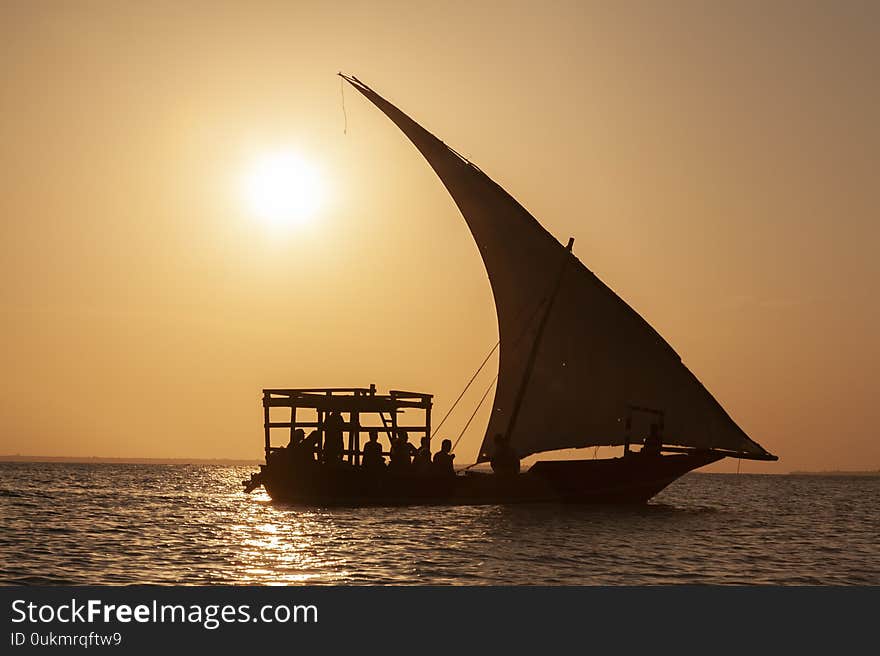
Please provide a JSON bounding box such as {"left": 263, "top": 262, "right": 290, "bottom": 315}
{"left": 243, "top": 75, "right": 777, "bottom": 505}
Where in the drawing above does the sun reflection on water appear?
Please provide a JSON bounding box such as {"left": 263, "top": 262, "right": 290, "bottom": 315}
{"left": 2, "top": 463, "right": 878, "bottom": 585}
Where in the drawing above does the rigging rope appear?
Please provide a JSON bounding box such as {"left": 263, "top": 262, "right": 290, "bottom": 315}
{"left": 431, "top": 341, "right": 499, "bottom": 438}
{"left": 340, "top": 76, "right": 348, "bottom": 135}
{"left": 433, "top": 287, "right": 550, "bottom": 438}
{"left": 433, "top": 281, "right": 556, "bottom": 459}
{"left": 451, "top": 374, "right": 498, "bottom": 452}
{"left": 434, "top": 275, "right": 559, "bottom": 455}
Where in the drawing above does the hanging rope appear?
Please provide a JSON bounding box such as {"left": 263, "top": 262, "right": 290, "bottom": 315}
{"left": 340, "top": 76, "right": 348, "bottom": 135}
{"left": 431, "top": 341, "right": 499, "bottom": 438}
{"left": 451, "top": 374, "right": 498, "bottom": 452}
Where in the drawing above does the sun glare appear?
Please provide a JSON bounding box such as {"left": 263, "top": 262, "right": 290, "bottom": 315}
{"left": 241, "top": 150, "right": 325, "bottom": 227}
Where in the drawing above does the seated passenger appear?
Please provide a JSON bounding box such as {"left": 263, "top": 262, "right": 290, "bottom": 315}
{"left": 361, "top": 430, "right": 385, "bottom": 470}
{"left": 490, "top": 433, "right": 520, "bottom": 476}
{"left": 288, "top": 428, "right": 305, "bottom": 448}
{"left": 289, "top": 429, "right": 317, "bottom": 467}
{"left": 432, "top": 438, "right": 455, "bottom": 476}
{"left": 301, "top": 430, "right": 322, "bottom": 463}
{"left": 413, "top": 436, "right": 432, "bottom": 473}
{"left": 389, "top": 430, "right": 415, "bottom": 472}
{"left": 285, "top": 428, "right": 304, "bottom": 465}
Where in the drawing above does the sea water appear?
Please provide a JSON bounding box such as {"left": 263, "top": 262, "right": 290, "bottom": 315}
{"left": 1, "top": 463, "right": 877, "bottom": 585}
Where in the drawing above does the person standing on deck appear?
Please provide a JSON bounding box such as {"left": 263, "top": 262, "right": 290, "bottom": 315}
{"left": 323, "top": 411, "right": 345, "bottom": 464}
{"left": 303, "top": 430, "right": 322, "bottom": 462}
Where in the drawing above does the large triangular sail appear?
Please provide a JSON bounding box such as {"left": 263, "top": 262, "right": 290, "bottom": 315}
{"left": 341, "top": 74, "right": 776, "bottom": 462}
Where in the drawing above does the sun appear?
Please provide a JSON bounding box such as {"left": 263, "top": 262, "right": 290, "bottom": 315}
{"left": 241, "top": 150, "right": 325, "bottom": 226}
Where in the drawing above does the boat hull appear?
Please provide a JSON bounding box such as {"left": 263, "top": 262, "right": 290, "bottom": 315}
{"left": 260, "top": 452, "right": 723, "bottom": 506}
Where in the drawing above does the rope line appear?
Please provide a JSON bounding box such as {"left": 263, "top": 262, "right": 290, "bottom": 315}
{"left": 433, "top": 294, "right": 546, "bottom": 439}
{"left": 431, "top": 341, "right": 499, "bottom": 438}
{"left": 435, "top": 276, "right": 558, "bottom": 453}
{"left": 452, "top": 375, "right": 498, "bottom": 453}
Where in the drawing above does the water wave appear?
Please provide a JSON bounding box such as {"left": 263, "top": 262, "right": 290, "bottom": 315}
{"left": 0, "top": 463, "right": 877, "bottom": 585}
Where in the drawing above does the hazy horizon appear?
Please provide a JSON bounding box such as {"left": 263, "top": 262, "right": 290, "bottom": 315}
{"left": 3, "top": 455, "right": 879, "bottom": 475}
{"left": 2, "top": 1, "right": 878, "bottom": 474}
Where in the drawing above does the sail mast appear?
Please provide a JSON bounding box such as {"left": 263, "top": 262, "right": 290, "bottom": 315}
{"left": 501, "top": 237, "right": 574, "bottom": 446}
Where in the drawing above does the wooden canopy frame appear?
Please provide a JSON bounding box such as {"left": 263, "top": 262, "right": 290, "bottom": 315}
{"left": 262, "top": 385, "right": 433, "bottom": 465}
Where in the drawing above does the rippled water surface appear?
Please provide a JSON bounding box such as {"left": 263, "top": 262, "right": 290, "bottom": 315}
{"left": 1, "top": 463, "right": 877, "bottom": 585}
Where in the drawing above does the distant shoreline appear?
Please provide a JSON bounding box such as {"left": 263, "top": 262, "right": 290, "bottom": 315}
{"left": 0, "top": 455, "right": 261, "bottom": 466}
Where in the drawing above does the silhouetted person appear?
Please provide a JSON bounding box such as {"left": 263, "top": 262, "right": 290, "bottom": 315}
{"left": 286, "top": 428, "right": 305, "bottom": 466}
{"left": 642, "top": 423, "right": 662, "bottom": 456}
{"left": 432, "top": 438, "right": 455, "bottom": 476}
{"left": 288, "top": 428, "right": 305, "bottom": 449}
{"left": 490, "top": 433, "right": 520, "bottom": 476}
{"left": 413, "top": 436, "right": 432, "bottom": 473}
{"left": 361, "top": 430, "right": 385, "bottom": 470}
{"left": 302, "top": 429, "right": 322, "bottom": 462}
{"left": 389, "top": 429, "right": 415, "bottom": 472}
{"left": 289, "top": 429, "right": 318, "bottom": 467}
{"left": 323, "top": 411, "right": 345, "bottom": 464}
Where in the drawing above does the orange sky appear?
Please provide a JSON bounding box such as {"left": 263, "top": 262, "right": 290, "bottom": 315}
{"left": 1, "top": 1, "right": 877, "bottom": 472}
